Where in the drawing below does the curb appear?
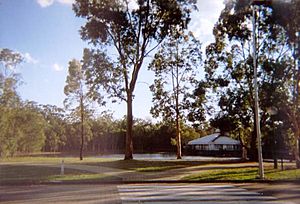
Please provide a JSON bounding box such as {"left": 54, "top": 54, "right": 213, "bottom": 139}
{"left": 2, "top": 179, "right": 300, "bottom": 186}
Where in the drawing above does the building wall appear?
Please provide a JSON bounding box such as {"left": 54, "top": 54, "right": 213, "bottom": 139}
{"left": 186, "top": 144, "right": 242, "bottom": 157}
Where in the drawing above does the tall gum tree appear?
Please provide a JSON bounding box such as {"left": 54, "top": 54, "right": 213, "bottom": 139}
{"left": 271, "top": 0, "right": 300, "bottom": 168}
{"left": 148, "top": 30, "right": 202, "bottom": 159}
{"left": 74, "top": 0, "right": 197, "bottom": 159}
{"left": 0, "top": 48, "right": 23, "bottom": 157}
{"left": 64, "top": 59, "right": 95, "bottom": 160}
{"left": 204, "top": 1, "right": 295, "bottom": 162}
{"left": 0, "top": 48, "right": 23, "bottom": 107}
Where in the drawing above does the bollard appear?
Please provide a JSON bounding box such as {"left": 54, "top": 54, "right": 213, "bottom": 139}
{"left": 61, "top": 159, "right": 64, "bottom": 175}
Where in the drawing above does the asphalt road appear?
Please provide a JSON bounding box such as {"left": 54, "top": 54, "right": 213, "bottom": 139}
{"left": 0, "top": 183, "right": 296, "bottom": 204}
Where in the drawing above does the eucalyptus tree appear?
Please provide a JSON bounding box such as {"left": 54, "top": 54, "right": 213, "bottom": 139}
{"left": 0, "top": 48, "right": 23, "bottom": 107}
{"left": 205, "top": 0, "right": 295, "bottom": 161}
{"left": 16, "top": 103, "right": 47, "bottom": 154}
{"left": 270, "top": 0, "right": 300, "bottom": 167}
{"left": 64, "top": 59, "right": 95, "bottom": 160}
{"left": 0, "top": 48, "right": 23, "bottom": 157}
{"left": 39, "top": 104, "right": 66, "bottom": 152}
{"left": 148, "top": 30, "right": 202, "bottom": 159}
{"left": 74, "top": 0, "right": 197, "bottom": 159}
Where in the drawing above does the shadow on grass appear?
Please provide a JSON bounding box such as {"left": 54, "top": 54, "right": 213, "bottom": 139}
{"left": 79, "top": 159, "right": 243, "bottom": 172}
{"left": 0, "top": 164, "right": 119, "bottom": 185}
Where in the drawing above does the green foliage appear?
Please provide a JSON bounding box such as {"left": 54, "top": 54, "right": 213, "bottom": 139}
{"left": 74, "top": 0, "right": 198, "bottom": 159}
{"left": 0, "top": 48, "right": 23, "bottom": 107}
{"left": 40, "top": 104, "right": 67, "bottom": 152}
{"left": 271, "top": 0, "right": 299, "bottom": 44}
{"left": 0, "top": 105, "right": 47, "bottom": 157}
{"left": 0, "top": 48, "right": 47, "bottom": 158}
{"left": 148, "top": 29, "right": 202, "bottom": 158}
{"left": 204, "top": 1, "right": 296, "bottom": 160}
{"left": 64, "top": 58, "right": 96, "bottom": 160}
{"left": 15, "top": 107, "right": 46, "bottom": 153}
{"left": 149, "top": 30, "right": 202, "bottom": 121}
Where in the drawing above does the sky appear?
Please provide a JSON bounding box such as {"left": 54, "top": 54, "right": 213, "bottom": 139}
{"left": 0, "top": 0, "right": 225, "bottom": 119}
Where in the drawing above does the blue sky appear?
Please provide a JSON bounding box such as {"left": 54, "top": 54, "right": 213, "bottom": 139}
{"left": 0, "top": 0, "right": 224, "bottom": 119}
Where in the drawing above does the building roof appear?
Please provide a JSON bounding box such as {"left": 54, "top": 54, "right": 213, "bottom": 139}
{"left": 188, "top": 133, "right": 240, "bottom": 145}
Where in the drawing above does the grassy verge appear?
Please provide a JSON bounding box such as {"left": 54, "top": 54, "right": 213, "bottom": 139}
{"left": 0, "top": 164, "right": 118, "bottom": 185}
{"left": 0, "top": 156, "right": 114, "bottom": 164}
{"left": 82, "top": 159, "right": 237, "bottom": 172}
{"left": 182, "top": 165, "right": 300, "bottom": 181}
{"left": 1, "top": 156, "right": 202, "bottom": 172}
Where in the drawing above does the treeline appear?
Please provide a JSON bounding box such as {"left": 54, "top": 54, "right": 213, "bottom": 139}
{"left": 0, "top": 48, "right": 207, "bottom": 158}
{"left": 0, "top": 101, "right": 205, "bottom": 157}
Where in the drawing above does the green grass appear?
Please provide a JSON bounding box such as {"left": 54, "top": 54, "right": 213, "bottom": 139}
{"left": 183, "top": 166, "right": 300, "bottom": 181}
{"left": 135, "top": 165, "right": 185, "bottom": 172}
{"left": 0, "top": 164, "right": 117, "bottom": 184}
{"left": 3, "top": 155, "right": 299, "bottom": 183}
{"left": 50, "top": 173, "right": 119, "bottom": 183}
{"left": 82, "top": 159, "right": 228, "bottom": 172}
{"left": 0, "top": 156, "right": 115, "bottom": 165}
{"left": 1, "top": 154, "right": 242, "bottom": 172}
{"left": 1, "top": 156, "right": 202, "bottom": 172}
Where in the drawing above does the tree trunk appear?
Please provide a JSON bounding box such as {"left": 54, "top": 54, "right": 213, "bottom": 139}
{"left": 294, "top": 128, "right": 300, "bottom": 168}
{"left": 124, "top": 91, "right": 133, "bottom": 160}
{"left": 289, "top": 109, "right": 300, "bottom": 168}
{"left": 175, "top": 40, "right": 182, "bottom": 160}
{"left": 176, "top": 111, "right": 182, "bottom": 159}
{"left": 80, "top": 96, "right": 84, "bottom": 161}
{"left": 238, "top": 129, "right": 248, "bottom": 161}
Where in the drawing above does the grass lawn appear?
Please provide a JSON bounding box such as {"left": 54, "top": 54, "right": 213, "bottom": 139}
{"left": 1, "top": 156, "right": 205, "bottom": 172}
{"left": 2, "top": 155, "right": 300, "bottom": 183}
{"left": 0, "top": 164, "right": 118, "bottom": 185}
{"left": 0, "top": 156, "right": 114, "bottom": 164}
{"left": 182, "top": 165, "right": 300, "bottom": 181}
{"left": 82, "top": 159, "right": 238, "bottom": 172}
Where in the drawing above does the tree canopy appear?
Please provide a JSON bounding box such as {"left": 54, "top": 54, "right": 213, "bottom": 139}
{"left": 74, "top": 0, "right": 197, "bottom": 159}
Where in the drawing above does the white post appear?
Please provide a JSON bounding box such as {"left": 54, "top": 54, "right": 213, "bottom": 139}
{"left": 61, "top": 159, "right": 64, "bottom": 176}
{"left": 252, "top": 4, "right": 264, "bottom": 179}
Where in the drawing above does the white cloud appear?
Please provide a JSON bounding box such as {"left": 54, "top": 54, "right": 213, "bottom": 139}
{"left": 23, "top": 53, "right": 39, "bottom": 64}
{"left": 190, "top": 0, "right": 225, "bottom": 40}
{"left": 57, "top": 0, "right": 74, "bottom": 5}
{"left": 189, "top": 0, "right": 225, "bottom": 51}
{"left": 53, "top": 63, "right": 64, "bottom": 72}
{"left": 36, "top": 0, "right": 74, "bottom": 8}
{"left": 37, "top": 0, "right": 54, "bottom": 7}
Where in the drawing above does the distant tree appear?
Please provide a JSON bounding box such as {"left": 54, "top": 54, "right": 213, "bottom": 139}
{"left": 0, "top": 48, "right": 23, "bottom": 107}
{"left": 74, "top": 0, "right": 197, "bottom": 160}
{"left": 0, "top": 48, "right": 23, "bottom": 157}
{"left": 180, "top": 123, "right": 199, "bottom": 146}
{"left": 39, "top": 104, "right": 66, "bottom": 152}
{"left": 16, "top": 103, "right": 47, "bottom": 153}
{"left": 149, "top": 30, "right": 202, "bottom": 159}
{"left": 0, "top": 102, "right": 47, "bottom": 157}
{"left": 88, "top": 113, "right": 122, "bottom": 153}
{"left": 64, "top": 59, "right": 94, "bottom": 160}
